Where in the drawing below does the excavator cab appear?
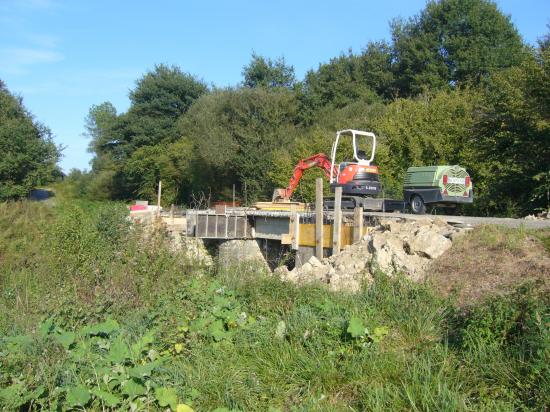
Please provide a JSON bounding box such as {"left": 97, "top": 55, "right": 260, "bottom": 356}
{"left": 329, "top": 129, "right": 381, "bottom": 196}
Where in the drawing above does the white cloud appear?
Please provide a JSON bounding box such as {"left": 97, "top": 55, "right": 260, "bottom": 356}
{"left": 0, "top": 47, "right": 64, "bottom": 74}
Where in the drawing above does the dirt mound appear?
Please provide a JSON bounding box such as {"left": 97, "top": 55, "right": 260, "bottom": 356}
{"left": 276, "top": 217, "right": 468, "bottom": 292}
{"left": 428, "top": 226, "right": 550, "bottom": 305}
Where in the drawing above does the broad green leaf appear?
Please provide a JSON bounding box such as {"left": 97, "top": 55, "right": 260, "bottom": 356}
{"left": 347, "top": 316, "right": 366, "bottom": 338}
{"left": 4, "top": 335, "right": 33, "bottom": 353}
{"left": 66, "top": 385, "right": 91, "bottom": 407}
{"left": 0, "top": 383, "right": 25, "bottom": 407}
{"left": 108, "top": 336, "right": 129, "bottom": 363}
{"left": 122, "top": 379, "right": 146, "bottom": 399}
{"left": 39, "top": 318, "right": 54, "bottom": 337}
{"left": 131, "top": 331, "right": 155, "bottom": 356}
{"left": 208, "top": 319, "right": 227, "bottom": 341}
{"left": 55, "top": 330, "right": 76, "bottom": 349}
{"left": 128, "top": 360, "right": 161, "bottom": 378}
{"left": 372, "top": 326, "right": 389, "bottom": 343}
{"left": 92, "top": 388, "right": 121, "bottom": 407}
{"left": 155, "top": 387, "right": 178, "bottom": 410}
{"left": 82, "top": 318, "right": 120, "bottom": 336}
{"left": 174, "top": 343, "right": 184, "bottom": 353}
{"left": 177, "top": 404, "right": 195, "bottom": 412}
{"left": 213, "top": 295, "right": 231, "bottom": 308}
{"left": 189, "top": 317, "right": 210, "bottom": 333}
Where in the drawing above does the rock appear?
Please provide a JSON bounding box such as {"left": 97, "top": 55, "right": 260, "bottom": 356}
{"left": 308, "top": 255, "right": 324, "bottom": 268}
{"left": 432, "top": 217, "right": 448, "bottom": 227}
{"left": 410, "top": 230, "right": 452, "bottom": 259}
{"left": 280, "top": 216, "right": 460, "bottom": 293}
{"left": 218, "top": 239, "right": 270, "bottom": 271}
{"left": 417, "top": 217, "right": 433, "bottom": 227}
{"left": 274, "top": 266, "right": 289, "bottom": 276}
{"left": 300, "top": 262, "right": 313, "bottom": 273}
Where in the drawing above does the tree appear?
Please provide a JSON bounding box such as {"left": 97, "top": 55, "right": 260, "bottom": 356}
{"left": 124, "top": 64, "right": 208, "bottom": 150}
{"left": 538, "top": 25, "right": 550, "bottom": 52}
{"left": 84, "top": 102, "right": 119, "bottom": 156}
{"left": 83, "top": 64, "right": 208, "bottom": 200}
{"left": 303, "top": 51, "right": 380, "bottom": 111}
{"left": 0, "top": 82, "right": 60, "bottom": 200}
{"left": 179, "top": 87, "right": 300, "bottom": 201}
{"left": 359, "top": 41, "right": 396, "bottom": 99}
{"left": 374, "top": 89, "right": 482, "bottom": 198}
{"left": 391, "top": 0, "right": 525, "bottom": 96}
{"left": 242, "top": 53, "right": 296, "bottom": 88}
{"left": 471, "top": 47, "right": 550, "bottom": 215}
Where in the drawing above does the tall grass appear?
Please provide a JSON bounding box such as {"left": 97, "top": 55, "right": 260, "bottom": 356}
{"left": 0, "top": 200, "right": 548, "bottom": 410}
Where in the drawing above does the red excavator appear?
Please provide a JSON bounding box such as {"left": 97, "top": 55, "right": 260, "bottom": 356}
{"left": 273, "top": 130, "right": 382, "bottom": 208}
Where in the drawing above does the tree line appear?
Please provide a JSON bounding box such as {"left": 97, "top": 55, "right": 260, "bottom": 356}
{"left": 2, "top": 0, "right": 548, "bottom": 216}
{"left": 0, "top": 81, "right": 60, "bottom": 200}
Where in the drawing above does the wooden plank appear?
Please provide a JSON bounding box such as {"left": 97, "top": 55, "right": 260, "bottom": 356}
{"left": 353, "top": 207, "right": 363, "bottom": 243}
{"left": 253, "top": 202, "right": 308, "bottom": 212}
{"left": 332, "top": 187, "right": 343, "bottom": 253}
{"left": 315, "top": 177, "right": 323, "bottom": 259}
{"left": 298, "top": 224, "right": 352, "bottom": 248}
{"left": 292, "top": 213, "right": 300, "bottom": 250}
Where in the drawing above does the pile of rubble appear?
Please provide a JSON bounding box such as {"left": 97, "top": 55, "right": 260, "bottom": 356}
{"left": 276, "top": 217, "right": 470, "bottom": 293}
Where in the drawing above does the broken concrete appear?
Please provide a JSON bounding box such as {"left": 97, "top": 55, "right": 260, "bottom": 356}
{"left": 276, "top": 217, "right": 467, "bottom": 293}
{"left": 218, "top": 239, "right": 270, "bottom": 271}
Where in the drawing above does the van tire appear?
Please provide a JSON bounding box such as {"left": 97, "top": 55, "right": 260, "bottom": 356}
{"left": 410, "top": 195, "right": 426, "bottom": 214}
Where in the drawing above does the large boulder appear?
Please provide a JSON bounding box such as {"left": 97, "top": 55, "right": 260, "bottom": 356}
{"left": 409, "top": 230, "right": 452, "bottom": 259}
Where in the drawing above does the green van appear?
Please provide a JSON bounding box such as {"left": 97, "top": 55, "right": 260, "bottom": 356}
{"left": 403, "top": 165, "right": 473, "bottom": 214}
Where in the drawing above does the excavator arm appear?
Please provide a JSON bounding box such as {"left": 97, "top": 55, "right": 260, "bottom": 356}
{"left": 272, "top": 153, "right": 338, "bottom": 202}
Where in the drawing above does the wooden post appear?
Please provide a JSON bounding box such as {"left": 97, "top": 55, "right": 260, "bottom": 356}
{"left": 157, "top": 180, "right": 162, "bottom": 217}
{"left": 289, "top": 204, "right": 299, "bottom": 250}
{"left": 353, "top": 207, "right": 363, "bottom": 243}
{"left": 232, "top": 184, "right": 236, "bottom": 208}
{"left": 315, "top": 177, "right": 324, "bottom": 259}
{"left": 332, "top": 186, "right": 343, "bottom": 254}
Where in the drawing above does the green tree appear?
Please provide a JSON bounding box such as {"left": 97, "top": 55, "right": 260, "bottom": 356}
{"left": 303, "top": 51, "right": 380, "bottom": 111}
{"left": 124, "top": 64, "right": 208, "bottom": 150}
{"left": 472, "top": 47, "right": 550, "bottom": 215}
{"left": 242, "top": 53, "right": 296, "bottom": 88}
{"left": 391, "top": 0, "right": 525, "bottom": 96}
{"left": 0, "top": 82, "right": 60, "bottom": 200}
{"left": 123, "top": 139, "right": 196, "bottom": 205}
{"left": 374, "top": 89, "right": 482, "bottom": 197}
{"left": 84, "top": 64, "right": 208, "bottom": 200}
{"left": 179, "top": 87, "right": 300, "bottom": 201}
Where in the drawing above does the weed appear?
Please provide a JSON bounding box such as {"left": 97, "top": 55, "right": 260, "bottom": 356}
{"left": 0, "top": 200, "right": 549, "bottom": 410}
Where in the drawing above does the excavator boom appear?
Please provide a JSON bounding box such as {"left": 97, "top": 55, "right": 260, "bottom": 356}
{"left": 272, "top": 153, "right": 337, "bottom": 202}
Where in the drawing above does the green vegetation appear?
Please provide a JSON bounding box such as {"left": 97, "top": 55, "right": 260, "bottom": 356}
{"left": 56, "top": 0, "right": 547, "bottom": 217}
{"left": 1, "top": 200, "right": 549, "bottom": 410}
{"left": 0, "top": 81, "right": 60, "bottom": 200}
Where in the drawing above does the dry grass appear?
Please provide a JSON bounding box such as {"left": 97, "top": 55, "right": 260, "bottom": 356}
{"left": 428, "top": 225, "right": 550, "bottom": 305}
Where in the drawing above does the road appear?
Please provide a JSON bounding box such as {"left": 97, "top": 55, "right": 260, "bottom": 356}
{"left": 365, "top": 211, "right": 550, "bottom": 229}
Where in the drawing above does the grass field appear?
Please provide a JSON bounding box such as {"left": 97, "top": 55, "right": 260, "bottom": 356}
{"left": 0, "top": 200, "right": 548, "bottom": 411}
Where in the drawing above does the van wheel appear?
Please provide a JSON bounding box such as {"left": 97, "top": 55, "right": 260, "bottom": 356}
{"left": 410, "top": 195, "right": 426, "bottom": 214}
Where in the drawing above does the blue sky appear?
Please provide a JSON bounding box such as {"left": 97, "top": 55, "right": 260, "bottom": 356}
{"left": 1, "top": 0, "right": 549, "bottom": 172}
